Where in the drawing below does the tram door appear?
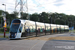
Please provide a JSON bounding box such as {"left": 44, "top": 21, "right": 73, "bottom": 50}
{"left": 21, "top": 25, "right": 27, "bottom": 37}
{"left": 25, "top": 26, "right": 30, "bottom": 36}
{"left": 16, "top": 24, "right": 23, "bottom": 38}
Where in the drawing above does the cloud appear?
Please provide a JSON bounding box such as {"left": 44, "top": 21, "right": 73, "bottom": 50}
{"left": 54, "top": 0, "right": 63, "bottom": 3}
{"left": 0, "top": 0, "right": 75, "bottom": 15}
{"left": 0, "top": 0, "right": 15, "bottom": 13}
{"left": 54, "top": 3, "right": 64, "bottom": 7}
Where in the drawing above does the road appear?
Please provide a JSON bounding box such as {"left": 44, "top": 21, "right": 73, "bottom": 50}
{"left": 0, "top": 32, "right": 75, "bottom": 50}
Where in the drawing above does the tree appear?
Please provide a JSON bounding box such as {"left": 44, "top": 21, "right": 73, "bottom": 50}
{"left": 13, "top": 11, "right": 18, "bottom": 18}
{"left": 21, "top": 12, "right": 28, "bottom": 19}
{"left": 40, "top": 12, "right": 49, "bottom": 23}
{"left": 30, "top": 13, "right": 39, "bottom": 21}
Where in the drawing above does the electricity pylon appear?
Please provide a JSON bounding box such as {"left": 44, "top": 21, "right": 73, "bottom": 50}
{"left": 15, "top": 0, "right": 29, "bottom": 19}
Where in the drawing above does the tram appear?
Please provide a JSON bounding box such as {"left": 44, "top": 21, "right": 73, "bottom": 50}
{"left": 9, "top": 19, "right": 69, "bottom": 39}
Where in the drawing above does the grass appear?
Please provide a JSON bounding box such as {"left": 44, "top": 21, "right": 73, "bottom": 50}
{"left": 0, "top": 35, "right": 8, "bottom": 38}
{"left": 69, "top": 30, "right": 75, "bottom": 33}
{"left": 0, "top": 32, "right": 9, "bottom": 34}
{"left": 0, "top": 27, "right": 10, "bottom": 34}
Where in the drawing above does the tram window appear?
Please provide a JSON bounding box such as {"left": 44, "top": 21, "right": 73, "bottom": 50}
{"left": 32, "top": 26, "right": 35, "bottom": 32}
{"left": 30, "top": 26, "right": 33, "bottom": 32}
{"left": 40, "top": 27, "right": 43, "bottom": 32}
{"left": 29, "top": 26, "right": 31, "bottom": 32}
{"left": 26, "top": 26, "right": 29, "bottom": 31}
{"left": 19, "top": 29, "right": 21, "bottom": 32}
{"left": 22, "top": 26, "right": 25, "bottom": 32}
{"left": 26, "top": 26, "right": 28, "bottom": 29}
{"left": 46, "top": 26, "right": 48, "bottom": 31}
{"left": 25, "top": 26, "right": 30, "bottom": 33}
{"left": 19, "top": 27, "right": 22, "bottom": 33}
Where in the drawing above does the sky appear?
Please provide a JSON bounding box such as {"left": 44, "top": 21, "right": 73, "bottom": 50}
{"left": 0, "top": 0, "right": 75, "bottom": 15}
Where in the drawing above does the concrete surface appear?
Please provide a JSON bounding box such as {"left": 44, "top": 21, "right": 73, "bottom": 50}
{"left": 0, "top": 33, "right": 9, "bottom": 36}
{"left": 0, "top": 32, "right": 75, "bottom": 50}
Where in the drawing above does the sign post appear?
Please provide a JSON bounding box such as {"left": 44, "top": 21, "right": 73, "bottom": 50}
{"left": 4, "top": 28, "right": 7, "bottom": 38}
{"left": 3, "top": 18, "right": 7, "bottom": 38}
{"left": 4, "top": 28, "right": 5, "bottom": 38}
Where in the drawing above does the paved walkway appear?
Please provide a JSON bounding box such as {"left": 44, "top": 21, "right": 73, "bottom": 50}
{"left": 0, "top": 38, "right": 8, "bottom": 40}
{"left": 24, "top": 32, "right": 75, "bottom": 41}
{"left": 0, "top": 33, "right": 9, "bottom": 36}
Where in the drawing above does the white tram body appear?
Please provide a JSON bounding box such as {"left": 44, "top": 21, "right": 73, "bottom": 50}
{"left": 9, "top": 19, "right": 69, "bottom": 39}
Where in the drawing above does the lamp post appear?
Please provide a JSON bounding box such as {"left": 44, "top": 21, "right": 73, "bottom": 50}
{"left": 2, "top": 4, "right": 6, "bottom": 12}
{"left": 2, "top": 4, "right": 6, "bottom": 38}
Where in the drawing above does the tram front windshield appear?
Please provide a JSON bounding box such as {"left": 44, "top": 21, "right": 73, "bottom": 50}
{"left": 10, "top": 20, "right": 21, "bottom": 33}
{"left": 10, "top": 24, "right": 20, "bottom": 33}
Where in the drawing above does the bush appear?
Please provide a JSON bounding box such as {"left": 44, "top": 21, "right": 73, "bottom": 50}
{"left": 0, "top": 28, "right": 4, "bottom": 32}
{"left": 6, "top": 27, "right": 10, "bottom": 32}
{"left": 0, "top": 27, "right": 10, "bottom": 32}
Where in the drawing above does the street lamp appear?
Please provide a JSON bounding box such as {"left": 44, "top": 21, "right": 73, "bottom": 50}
{"left": 2, "top": 4, "right": 6, "bottom": 38}
{"left": 2, "top": 4, "right": 6, "bottom": 12}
